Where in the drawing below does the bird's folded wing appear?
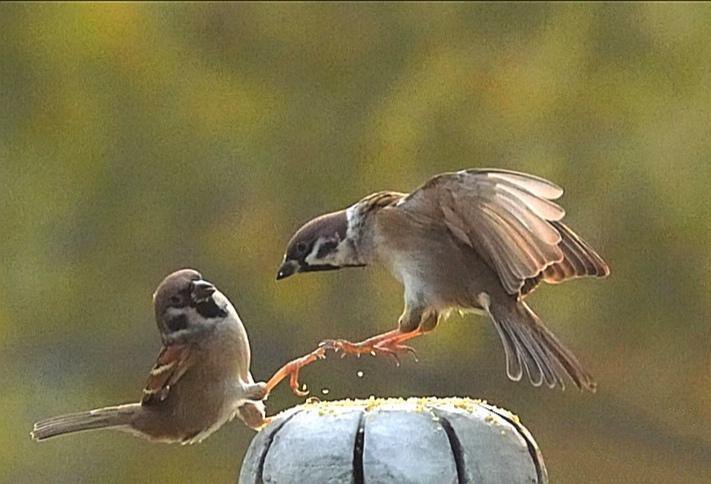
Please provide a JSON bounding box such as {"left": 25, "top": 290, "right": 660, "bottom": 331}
{"left": 141, "top": 343, "right": 196, "bottom": 406}
{"left": 397, "top": 169, "right": 569, "bottom": 296}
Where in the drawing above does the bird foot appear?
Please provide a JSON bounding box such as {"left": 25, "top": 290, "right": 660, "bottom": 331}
{"left": 265, "top": 347, "right": 327, "bottom": 397}
{"left": 319, "top": 337, "right": 418, "bottom": 366}
{"left": 236, "top": 402, "right": 272, "bottom": 430}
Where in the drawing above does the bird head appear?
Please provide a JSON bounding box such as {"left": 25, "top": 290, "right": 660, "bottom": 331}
{"left": 276, "top": 209, "right": 364, "bottom": 280}
{"left": 153, "top": 269, "right": 226, "bottom": 333}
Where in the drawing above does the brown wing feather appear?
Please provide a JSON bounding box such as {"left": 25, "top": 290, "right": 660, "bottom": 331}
{"left": 399, "top": 169, "right": 565, "bottom": 295}
{"left": 141, "top": 343, "right": 195, "bottom": 406}
{"left": 542, "top": 221, "right": 610, "bottom": 282}
{"left": 521, "top": 221, "right": 610, "bottom": 296}
{"left": 399, "top": 169, "right": 608, "bottom": 297}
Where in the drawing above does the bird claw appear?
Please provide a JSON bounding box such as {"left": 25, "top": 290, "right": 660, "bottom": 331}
{"left": 266, "top": 347, "right": 327, "bottom": 397}
{"left": 389, "top": 343, "right": 418, "bottom": 363}
{"left": 318, "top": 339, "right": 347, "bottom": 353}
{"left": 319, "top": 337, "right": 418, "bottom": 365}
{"left": 371, "top": 342, "right": 418, "bottom": 366}
{"left": 267, "top": 332, "right": 420, "bottom": 399}
{"left": 319, "top": 338, "right": 376, "bottom": 357}
{"left": 374, "top": 347, "right": 400, "bottom": 366}
{"left": 289, "top": 370, "right": 309, "bottom": 397}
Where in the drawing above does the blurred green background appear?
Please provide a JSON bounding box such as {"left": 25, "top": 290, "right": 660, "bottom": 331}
{"left": 1, "top": 2, "right": 709, "bottom": 483}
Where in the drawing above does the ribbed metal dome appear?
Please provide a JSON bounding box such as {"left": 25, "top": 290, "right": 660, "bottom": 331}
{"left": 239, "top": 397, "right": 547, "bottom": 484}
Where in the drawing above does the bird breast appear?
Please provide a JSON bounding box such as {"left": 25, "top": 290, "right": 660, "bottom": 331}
{"left": 374, "top": 210, "right": 501, "bottom": 311}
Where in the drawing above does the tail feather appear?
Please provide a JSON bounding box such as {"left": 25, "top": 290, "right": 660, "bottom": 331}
{"left": 510, "top": 320, "right": 561, "bottom": 388}
{"left": 483, "top": 295, "right": 596, "bottom": 392}
{"left": 31, "top": 404, "right": 139, "bottom": 441}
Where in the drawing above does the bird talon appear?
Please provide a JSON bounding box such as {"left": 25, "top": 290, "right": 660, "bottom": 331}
{"left": 397, "top": 344, "right": 418, "bottom": 361}
{"left": 267, "top": 346, "right": 327, "bottom": 397}
{"left": 316, "top": 332, "right": 422, "bottom": 368}
{"left": 372, "top": 344, "right": 401, "bottom": 366}
{"left": 288, "top": 368, "right": 310, "bottom": 397}
{"left": 319, "top": 339, "right": 345, "bottom": 353}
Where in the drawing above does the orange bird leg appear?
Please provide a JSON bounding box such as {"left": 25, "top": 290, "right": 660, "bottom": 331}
{"left": 320, "top": 328, "right": 424, "bottom": 366}
{"left": 265, "top": 346, "right": 327, "bottom": 397}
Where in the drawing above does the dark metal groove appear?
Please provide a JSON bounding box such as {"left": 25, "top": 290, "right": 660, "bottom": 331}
{"left": 255, "top": 410, "right": 301, "bottom": 484}
{"left": 433, "top": 410, "right": 467, "bottom": 484}
{"left": 352, "top": 410, "right": 366, "bottom": 484}
{"left": 484, "top": 406, "right": 548, "bottom": 484}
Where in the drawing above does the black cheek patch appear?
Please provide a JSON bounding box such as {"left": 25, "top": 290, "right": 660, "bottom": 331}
{"left": 166, "top": 314, "right": 188, "bottom": 332}
{"left": 195, "top": 298, "right": 228, "bottom": 319}
{"left": 316, "top": 240, "right": 339, "bottom": 259}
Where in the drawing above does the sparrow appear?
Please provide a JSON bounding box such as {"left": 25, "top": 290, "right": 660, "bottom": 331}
{"left": 273, "top": 169, "right": 609, "bottom": 393}
{"left": 31, "top": 269, "right": 268, "bottom": 444}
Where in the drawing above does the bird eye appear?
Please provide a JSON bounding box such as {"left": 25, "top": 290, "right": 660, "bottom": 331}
{"left": 170, "top": 295, "right": 181, "bottom": 305}
{"left": 296, "top": 242, "right": 307, "bottom": 253}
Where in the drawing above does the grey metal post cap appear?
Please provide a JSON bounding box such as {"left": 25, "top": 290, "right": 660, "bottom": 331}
{"left": 239, "top": 397, "right": 548, "bottom": 484}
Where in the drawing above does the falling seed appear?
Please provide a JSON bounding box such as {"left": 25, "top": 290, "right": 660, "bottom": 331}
{"left": 356, "top": 371, "right": 364, "bottom": 378}
{"left": 321, "top": 388, "right": 330, "bottom": 395}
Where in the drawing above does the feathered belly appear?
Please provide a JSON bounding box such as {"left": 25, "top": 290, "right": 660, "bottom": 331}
{"left": 389, "top": 248, "right": 503, "bottom": 313}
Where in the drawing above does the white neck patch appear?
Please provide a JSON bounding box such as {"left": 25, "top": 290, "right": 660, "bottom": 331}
{"left": 345, "top": 204, "right": 361, "bottom": 241}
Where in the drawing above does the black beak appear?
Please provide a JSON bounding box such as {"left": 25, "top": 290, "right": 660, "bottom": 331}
{"left": 276, "top": 261, "right": 297, "bottom": 280}
{"left": 192, "top": 279, "right": 216, "bottom": 301}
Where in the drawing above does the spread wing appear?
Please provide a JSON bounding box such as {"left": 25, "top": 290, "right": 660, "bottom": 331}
{"left": 141, "top": 343, "right": 196, "bottom": 406}
{"left": 397, "top": 169, "right": 609, "bottom": 297}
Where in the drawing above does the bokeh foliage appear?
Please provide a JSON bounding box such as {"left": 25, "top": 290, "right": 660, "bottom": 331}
{"left": 1, "top": 3, "right": 709, "bottom": 483}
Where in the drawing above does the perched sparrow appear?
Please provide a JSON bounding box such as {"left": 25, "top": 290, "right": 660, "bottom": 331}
{"left": 274, "top": 169, "right": 609, "bottom": 393}
{"left": 31, "top": 269, "right": 268, "bottom": 444}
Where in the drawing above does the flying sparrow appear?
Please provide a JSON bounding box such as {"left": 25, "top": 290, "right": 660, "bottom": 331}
{"left": 31, "top": 269, "right": 268, "bottom": 444}
{"left": 272, "top": 169, "right": 609, "bottom": 393}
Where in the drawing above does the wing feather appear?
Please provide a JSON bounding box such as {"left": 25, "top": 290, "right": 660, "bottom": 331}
{"left": 483, "top": 200, "right": 561, "bottom": 266}
{"left": 478, "top": 210, "right": 525, "bottom": 292}
{"left": 398, "top": 169, "right": 608, "bottom": 296}
{"left": 497, "top": 183, "right": 566, "bottom": 221}
{"left": 141, "top": 343, "right": 196, "bottom": 406}
{"left": 493, "top": 188, "right": 562, "bottom": 245}
{"left": 483, "top": 205, "right": 558, "bottom": 277}
{"left": 485, "top": 169, "right": 564, "bottom": 199}
{"left": 479, "top": 207, "right": 533, "bottom": 278}
{"left": 542, "top": 221, "right": 610, "bottom": 284}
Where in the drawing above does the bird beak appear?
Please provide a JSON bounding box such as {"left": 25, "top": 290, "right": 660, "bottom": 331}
{"left": 192, "top": 279, "right": 216, "bottom": 301}
{"left": 276, "top": 260, "right": 297, "bottom": 280}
